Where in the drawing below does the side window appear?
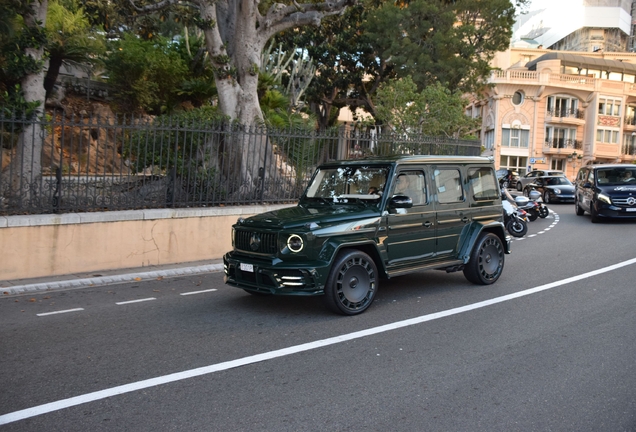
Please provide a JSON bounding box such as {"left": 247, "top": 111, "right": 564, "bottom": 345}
{"left": 393, "top": 170, "right": 427, "bottom": 206}
{"left": 435, "top": 168, "right": 463, "bottom": 203}
{"left": 588, "top": 170, "right": 595, "bottom": 183}
{"left": 468, "top": 167, "right": 499, "bottom": 201}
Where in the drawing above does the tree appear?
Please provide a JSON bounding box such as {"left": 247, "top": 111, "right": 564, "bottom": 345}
{"left": 44, "top": 0, "right": 105, "bottom": 101}
{"left": 130, "top": 0, "right": 355, "bottom": 125}
{"left": 374, "top": 77, "right": 479, "bottom": 138}
{"left": 364, "top": 0, "right": 527, "bottom": 94}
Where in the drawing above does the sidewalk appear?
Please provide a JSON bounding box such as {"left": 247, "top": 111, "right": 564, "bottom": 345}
{"left": 0, "top": 259, "right": 225, "bottom": 296}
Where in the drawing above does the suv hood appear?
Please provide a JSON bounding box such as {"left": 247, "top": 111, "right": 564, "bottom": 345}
{"left": 241, "top": 204, "right": 382, "bottom": 230}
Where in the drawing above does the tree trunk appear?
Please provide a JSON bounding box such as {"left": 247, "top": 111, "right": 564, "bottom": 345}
{"left": 9, "top": 0, "right": 48, "bottom": 209}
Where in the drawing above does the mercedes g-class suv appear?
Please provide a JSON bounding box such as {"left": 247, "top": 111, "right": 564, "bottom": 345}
{"left": 224, "top": 155, "right": 511, "bottom": 315}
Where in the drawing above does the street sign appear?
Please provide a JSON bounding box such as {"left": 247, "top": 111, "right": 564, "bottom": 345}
{"left": 529, "top": 157, "right": 545, "bottom": 164}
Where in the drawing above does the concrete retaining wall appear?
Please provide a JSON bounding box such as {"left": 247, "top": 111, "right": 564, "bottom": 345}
{"left": 0, "top": 204, "right": 292, "bottom": 282}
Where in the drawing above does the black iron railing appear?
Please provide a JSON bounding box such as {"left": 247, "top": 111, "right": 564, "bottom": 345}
{"left": 544, "top": 138, "right": 583, "bottom": 150}
{"left": 546, "top": 108, "right": 585, "bottom": 119}
{"left": 0, "top": 113, "right": 480, "bottom": 215}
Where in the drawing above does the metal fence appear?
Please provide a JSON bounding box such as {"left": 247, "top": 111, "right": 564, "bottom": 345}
{"left": 0, "top": 112, "right": 481, "bottom": 215}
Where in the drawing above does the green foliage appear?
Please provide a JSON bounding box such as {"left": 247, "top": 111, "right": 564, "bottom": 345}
{"left": 375, "top": 77, "right": 479, "bottom": 138}
{"left": 123, "top": 107, "right": 229, "bottom": 198}
{"left": 105, "top": 34, "right": 189, "bottom": 114}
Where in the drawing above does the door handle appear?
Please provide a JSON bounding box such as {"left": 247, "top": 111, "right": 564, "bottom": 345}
{"left": 423, "top": 221, "right": 432, "bottom": 228}
{"left": 461, "top": 217, "right": 469, "bottom": 223}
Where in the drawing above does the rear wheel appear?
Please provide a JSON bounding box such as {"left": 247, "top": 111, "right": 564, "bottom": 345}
{"left": 324, "top": 250, "right": 378, "bottom": 315}
{"left": 516, "top": 182, "right": 522, "bottom": 192}
{"left": 543, "top": 191, "right": 551, "bottom": 204}
{"left": 539, "top": 205, "right": 549, "bottom": 218}
{"left": 463, "top": 233, "right": 505, "bottom": 285}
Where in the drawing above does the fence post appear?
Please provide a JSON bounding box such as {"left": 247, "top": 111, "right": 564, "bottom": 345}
{"left": 260, "top": 132, "right": 269, "bottom": 203}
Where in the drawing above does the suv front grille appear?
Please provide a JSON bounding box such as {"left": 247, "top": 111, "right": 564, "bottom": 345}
{"left": 611, "top": 197, "right": 636, "bottom": 207}
{"left": 235, "top": 229, "right": 278, "bottom": 254}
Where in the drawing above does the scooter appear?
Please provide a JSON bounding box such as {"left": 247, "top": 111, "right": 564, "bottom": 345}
{"left": 501, "top": 189, "right": 528, "bottom": 237}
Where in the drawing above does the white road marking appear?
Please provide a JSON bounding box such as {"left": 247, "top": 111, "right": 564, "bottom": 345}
{"left": 180, "top": 289, "right": 218, "bottom": 296}
{"left": 5, "top": 256, "right": 634, "bottom": 426}
{"left": 115, "top": 298, "right": 156, "bottom": 305}
{"left": 36, "top": 308, "right": 84, "bottom": 317}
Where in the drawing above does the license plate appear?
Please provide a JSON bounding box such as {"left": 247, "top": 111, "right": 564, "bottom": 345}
{"left": 240, "top": 263, "right": 254, "bottom": 272}
{"left": 626, "top": 208, "right": 636, "bottom": 212}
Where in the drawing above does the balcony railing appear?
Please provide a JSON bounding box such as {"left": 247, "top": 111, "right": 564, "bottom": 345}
{"left": 622, "top": 143, "right": 636, "bottom": 156}
{"left": 544, "top": 138, "right": 583, "bottom": 150}
{"left": 546, "top": 109, "right": 585, "bottom": 119}
{"left": 624, "top": 116, "right": 636, "bottom": 126}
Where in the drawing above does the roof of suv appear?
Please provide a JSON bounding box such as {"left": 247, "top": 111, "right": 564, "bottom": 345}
{"left": 325, "top": 155, "right": 494, "bottom": 166}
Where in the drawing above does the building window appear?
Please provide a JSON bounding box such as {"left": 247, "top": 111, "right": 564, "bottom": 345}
{"left": 545, "top": 127, "right": 577, "bottom": 148}
{"left": 501, "top": 127, "right": 529, "bottom": 148}
{"left": 596, "top": 129, "right": 619, "bottom": 143}
{"left": 598, "top": 97, "right": 621, "bottom": 116}
{"left": 547, "top": 96, "right": 579, "bottom": 117}
{"left": 499, "top": 156, "right": 528, "bottom": 176}
{"left": 550, "top": 159, "right": 565, "bottom": 170}
{"left": 484, "top": 129, "right": 494, "bottom": 150}
{"left": 512, "top": 91, "right": 524, "bottom": 106}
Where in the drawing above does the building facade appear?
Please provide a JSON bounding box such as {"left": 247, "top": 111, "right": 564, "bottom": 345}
{"left": 477, "top": 48, "right": 636, "bottom": 179}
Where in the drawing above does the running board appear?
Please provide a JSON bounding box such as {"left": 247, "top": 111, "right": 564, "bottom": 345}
{"left": 386, "top": 259, "right": 465, "bottom": 278}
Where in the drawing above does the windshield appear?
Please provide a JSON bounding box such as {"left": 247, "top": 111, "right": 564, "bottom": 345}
{"left": 596, "top": 168, "right": 636, "bottom": 186}
{"left": 303, "top": 165, "right": 390, "bottom": 204}
{"left": 544, "top": 177, "right": 572, "bottom": 186}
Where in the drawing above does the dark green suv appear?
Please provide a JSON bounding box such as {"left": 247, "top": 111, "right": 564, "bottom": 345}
{"left": 224, "top": 155, "right": 510, "bottom": 315}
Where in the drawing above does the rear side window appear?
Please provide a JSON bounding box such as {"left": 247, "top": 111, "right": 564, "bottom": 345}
{"left": 435, "top": 168, "right": 463, "bottom": 203}
{"left": 468, "top": 167, "right": 499, "bottom": 200}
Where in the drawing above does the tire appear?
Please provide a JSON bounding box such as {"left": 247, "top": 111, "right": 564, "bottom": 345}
{"left": 527, "top": 209, "right": 538, "bottom": 221}
{"left": 502, "top": 180, "right": 509, "bottom": 189}
{"left": 543, "top": 191, "right": 551, "bottom": 204}
{"left": 575, "top": 198, "right": 585, "bottom": 216}
{"left": 506, "top": 218, "right": 527, "bottom": 237}
{"left": 590, "top": 201, "right": 601, "bottom": 223}
{"left": 324, "top": 250, "right": 378, "bottom": 315}
{"left": 523, "top": 187, "right": 530, "bottom": 197}
{"left": 516, "top": 182, "right": 522, "bottom": 192}
{"left": 539, "top": 205, "right": 549, "bottom": 218}
{"left": 463, "top": 232, "right": 505, "bottom": 285}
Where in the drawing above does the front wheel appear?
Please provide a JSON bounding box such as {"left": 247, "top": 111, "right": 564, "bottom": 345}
{"left": 463, "top": 233, "right": 505, "bottom": 285}
{"left": 539, "top": 205, "right": 549, "bottom": 218}
{"left": 527, "top": 209, "right": 538, "bottom": 221}
{"left": 506, "top": 218, "right": 527, "bottom": 237}
{"left": 324, "top": 250, "right": 378, "bottom": 315}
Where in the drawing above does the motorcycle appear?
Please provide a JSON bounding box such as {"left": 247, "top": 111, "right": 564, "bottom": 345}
{"left": 525, "top": 188, "right": 549, "bottom": 219}
{"left": 502, "top": 199, "right": 528, "bottom": 237}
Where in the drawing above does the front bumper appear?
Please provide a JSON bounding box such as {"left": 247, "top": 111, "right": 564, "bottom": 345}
{"left": 223, "top": 252, "right": 329, "bottom": 296}
{"left": 594, "top": 201, "right": 636, "bottom": 219}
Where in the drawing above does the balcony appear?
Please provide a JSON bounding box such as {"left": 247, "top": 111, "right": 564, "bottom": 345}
{"left": 544, "top": 138, "right": 583, "bottom": 154}
{"left": 545, "top": 109, "right": 585, "bottom": 125}
{"left": 622, "top": 143, "right": 636, "bottom": 162}
{"left": 624, "top": 116, "right": 636, "bottom": 130}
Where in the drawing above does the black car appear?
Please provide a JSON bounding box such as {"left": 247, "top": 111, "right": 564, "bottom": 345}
{"left": 516, "top": 169, "right": 565, "bottom": 191}
{"left": 496, "top": 169, "right": 519, "bottom": 189}
{"left": 523, "top": 176, "right": 575, "bottom": 203}
{"left": 574, "top": 164, "right": 636, "bottom": 223}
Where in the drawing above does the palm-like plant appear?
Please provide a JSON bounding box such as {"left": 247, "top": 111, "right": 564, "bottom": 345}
{"left": 44, "top": 0, "right": 105, "bottom": 101}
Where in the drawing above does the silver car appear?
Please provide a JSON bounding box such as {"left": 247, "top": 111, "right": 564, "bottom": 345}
{"left": 516, "top": 170, "right": 565, "bottom": 191}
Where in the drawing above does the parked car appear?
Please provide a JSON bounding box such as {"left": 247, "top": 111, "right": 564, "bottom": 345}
{"left": 224, "top": 155, "right": 511, "bottom": 315}
{"left": 523, "top": 176, "right": 575, "bottom": 203}
{"left": 574, "top": 164, "right": 636, "bottom": 223}
{"left": 516, "top": 169, "right": 565, "bottom": 191}
{"left": 496, "top": 169, "right": 519, "bottom": 189}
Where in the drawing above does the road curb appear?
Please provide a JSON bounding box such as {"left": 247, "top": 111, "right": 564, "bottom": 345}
{"left": 1, "top": 263, "right": 225, "bottom": 296}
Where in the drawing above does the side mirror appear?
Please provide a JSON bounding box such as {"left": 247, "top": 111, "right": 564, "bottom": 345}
{"left": 583, "top": 182, "right": 592, "bottom": 188}
{"left": 389, "top": 195, "right": 413, "bottom": 209}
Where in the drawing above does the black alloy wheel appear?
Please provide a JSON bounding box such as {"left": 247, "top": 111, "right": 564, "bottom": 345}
{"left": 463, "top": 233, "right": 505, "bottom": 285}
{"left": 324, "top": 250, "right": 378, "bottom": 315}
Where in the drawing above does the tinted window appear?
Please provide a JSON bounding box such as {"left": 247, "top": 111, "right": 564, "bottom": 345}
{"left": 468, "top": 167, "right": 499, "bottom": 200}
{"left": 435, "top": 169, "right": 463, "bottom": 203}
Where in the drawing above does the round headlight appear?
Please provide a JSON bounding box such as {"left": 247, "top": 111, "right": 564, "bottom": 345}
{"left": 287, "top": 234, "right": 304, "bottom": 253}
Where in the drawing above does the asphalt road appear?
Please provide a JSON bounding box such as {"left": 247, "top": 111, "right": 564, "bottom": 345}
{"left": 1, "top": 205, "right": 636, "bottom": 431}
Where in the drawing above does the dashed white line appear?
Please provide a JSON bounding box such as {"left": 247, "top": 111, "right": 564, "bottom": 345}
{"left": 115, "top": 298, "right": 156, "bottom": 305}
{"left": 180, "top": 289, "right": 218, "bottom": 296}
{"left": 4, "top": 256, "right": 636, "bottom": 426}
{"left": 36, "top": 308, "right": 84, "bottom": 317}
